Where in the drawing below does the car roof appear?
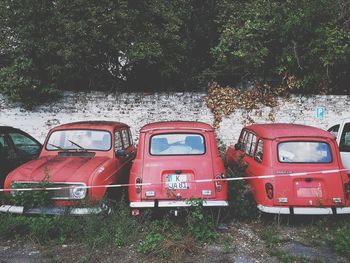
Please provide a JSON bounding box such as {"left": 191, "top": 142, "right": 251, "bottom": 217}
{"left": 140, "top": 121, "right": 214, "bottom": 132}
{"left": 0, "top": 126, "right": 30, "bottom": 133}
{"left": 245, "top": 123, "right": 334, "bottom": 140}
{"left": 51, "top": 121, "right": 129, "bottom": 131}
{"left": 0, "top": 126, "right": 17, "bottom": 131}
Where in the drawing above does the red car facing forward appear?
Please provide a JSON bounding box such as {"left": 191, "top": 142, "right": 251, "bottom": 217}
{"left": 226, "top": 124, "right": 350, "bottom": 215}
{"left": 1, "top": 121, "right": 136, "bottom": 215}
{"left": 129, "top": 121, "right": 228, "bottom": 213}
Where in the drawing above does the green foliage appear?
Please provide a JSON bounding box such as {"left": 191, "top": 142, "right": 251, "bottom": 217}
{"left": 275, "top": 251, "right": 308, "bottom": 263}
{"left": 138, "top": 221, "right": 165, "bottom": 255}
{"left": 331, "top": 225, "right": 350, "bottom": 255}
{"left": 301, "top": 217, "right": 350, "bottom": 257}
{"left": 0, "top": 198, "right": 216, "bottom": 260}
{"left": 137, "top": 202, "right": 217, "bottom": 259}
{"left": 214, "top": 0, "right": 350, "bottom": 93}
{"left": 226, "top": 156, "right": 259, "bottom": 220}
{"left": 9, "top": 167, "right": 53, "bottom": 209}
{"left": 0, "top": 0, "right": 348, "bottom": 103}
{"left": 0, "top": 214, "right": 80, "bottom": 241}
{"left": 186, "top": 199, "right": 218, "bottom": 243}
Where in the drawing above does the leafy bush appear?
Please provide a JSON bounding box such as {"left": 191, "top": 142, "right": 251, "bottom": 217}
{"left": 186, "top": 199, "right": 218, "bottom": 243}
{"left": 226, "top": 156, "right": 259, "bottom": 220}
{"left": 332, "top": 225, "right": 350, "bottom": 255}
{"left": 214, "top": 0, "right": 350, "bottom": 94}
{"left": 9, "top": 167, "right": 53, "bottom": 208}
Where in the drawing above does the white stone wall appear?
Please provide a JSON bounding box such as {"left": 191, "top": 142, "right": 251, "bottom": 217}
{"left": 0, "top": 92, "right": 349, "bottom": 147}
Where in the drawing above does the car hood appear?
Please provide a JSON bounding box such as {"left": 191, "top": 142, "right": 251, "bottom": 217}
{"left": 7, "top": 155, "right": 110, "bottom": 184}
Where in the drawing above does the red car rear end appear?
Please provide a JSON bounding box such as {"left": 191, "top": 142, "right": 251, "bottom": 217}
{"left": 129, "top": 121, "right": 228, "bottom": 211}
{"left": 226, "top": 124, "right": 350, "bottom": 215}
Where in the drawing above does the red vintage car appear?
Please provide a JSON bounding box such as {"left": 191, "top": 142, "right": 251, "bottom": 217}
{"left": 129, "top": 121, "right": 228, "bottom": 214}
{"left": 0, "top": 121, "right": 136, "bottom": 215}
{"left": 226, "top": 124, "right": 350, "bottom": 215}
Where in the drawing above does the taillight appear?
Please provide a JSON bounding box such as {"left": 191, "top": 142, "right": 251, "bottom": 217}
{"left": 215, "top": 174, "right": 224, "bottom": 192}
{"left": 135, "top": 177, "right": 142, "bottom": 193}
{"left": 344, "top": 182, "right": 350, "bottom": 199}
{"left": 265, "top": 183, "right": 274, "bottom": 199}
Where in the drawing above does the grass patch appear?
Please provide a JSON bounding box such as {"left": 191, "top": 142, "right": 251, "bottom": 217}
{"left": 301, "top": 217, "right": 350, "bottom": 256}
{"left": 258, "top": 223, "right": 290, "bottom": 249}
{"left": 0, "top": 198, "right": 219, "bottom": 261}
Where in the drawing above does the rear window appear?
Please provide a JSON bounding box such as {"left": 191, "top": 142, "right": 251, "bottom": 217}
{"left": 278, "top": 141, "right": 332, "bottom": 163}
{"left": 150, "top": 133, "right": 205, "bottom": 155}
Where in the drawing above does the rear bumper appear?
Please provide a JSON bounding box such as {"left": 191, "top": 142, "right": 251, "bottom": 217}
{"left": 130, "top": 200, "right": 229, "bottom": 208}
{"left": 257, "top": 204, "right": 350, "bottom": 215}
{"left": 0, "top": 205, "right": 102, "bottom": 215}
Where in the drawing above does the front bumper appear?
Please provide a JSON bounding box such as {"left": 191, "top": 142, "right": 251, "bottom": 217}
{"left": 130, "top": 200, "right": 229, "bottom": 208}
{"left": 0, "top": 205, "right": 102, "bottom": 215}
{"left": 257, "top": 204, "right": 350, "bottom": 215}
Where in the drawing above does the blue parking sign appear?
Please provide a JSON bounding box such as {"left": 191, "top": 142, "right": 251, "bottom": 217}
{"left": 316, "top": 107, "right": 325, "bottom": 119}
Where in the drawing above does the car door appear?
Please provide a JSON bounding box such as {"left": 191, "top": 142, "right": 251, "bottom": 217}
{"left": 8, "top": 131, "right": 41, "bottom": 163}
{"left": 338, "top": 122, "right": 350, "bottom": 170}
{"left": 0, "top": 132, "right": 20, "bottom": 188}
{"left": 114, "top": 128, "right": 135, "bottom": 183}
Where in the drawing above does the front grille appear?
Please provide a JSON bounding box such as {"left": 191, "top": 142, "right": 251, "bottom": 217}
{"left": 11, "top": 182, "right": 86, "bottom": 200}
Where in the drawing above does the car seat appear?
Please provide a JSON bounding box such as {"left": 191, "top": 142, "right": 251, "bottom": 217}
{"left": 185, "top": 136, "right": 204, "bottom": 151}
{"left": 151, "top": 138, "right": 169, "bottom": 153}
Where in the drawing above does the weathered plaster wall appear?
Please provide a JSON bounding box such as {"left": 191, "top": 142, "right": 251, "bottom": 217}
{"left": 0, "top": 92, "right": 349, "bottom": 147}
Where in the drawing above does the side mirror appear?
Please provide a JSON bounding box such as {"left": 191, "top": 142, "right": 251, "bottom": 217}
{"left": 234, "top": 143, "right": 241, "bottom": 150}
{"left": 116, "top": 149, "right": 125, "bottom": 157}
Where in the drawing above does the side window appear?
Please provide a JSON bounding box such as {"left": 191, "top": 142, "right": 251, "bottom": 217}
{"left": 115, "top": 131, "right": 123, "bottom": 152}
{"left": 9, "top": 132, "right": 40, "bottom": 156}
{"left": 339, "top": 123, "right": 350, "bottom": 152}
{"left": 239, "top": 130, "right": 246, "bottom": 144}
{"left": 0, "top": 134, "right": 10, "bottom": 159}
{"left": 121, "top": 129, "right": 130, "bottom": 148}
{"left": 328, "top": 125, "right": 340, "bottom": 138}
{"left": 128, "top": 129, "right": 133, "bottom": 145}
{"left": 245, "top": 133, "right": 252, "bottom": 155}
{"left": 254, "top": 139, "right": 264, "bottom": 163}
{"left": 249, "top": 134, "right": 257, "bottom": 156}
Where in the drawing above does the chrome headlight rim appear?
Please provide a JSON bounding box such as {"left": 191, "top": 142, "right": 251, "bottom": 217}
{"left": 70, "top": 185, "right": 87, "bottom": 200}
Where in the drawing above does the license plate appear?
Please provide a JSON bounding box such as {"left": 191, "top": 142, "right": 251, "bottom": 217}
{"left": 167, "top": 174, "right": 188, "bottom": 190}
{"left": 296, "top": 187, "right": 322, "bottom": 198}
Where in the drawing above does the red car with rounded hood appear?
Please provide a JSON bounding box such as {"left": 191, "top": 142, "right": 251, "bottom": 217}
{"left": 129, "top": 121, "right": 228, "bottom": 213}
{"left": 1, "top": 121, "right": 136, "bottom": 215}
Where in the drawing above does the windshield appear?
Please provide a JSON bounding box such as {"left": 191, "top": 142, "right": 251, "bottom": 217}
{"left": 46, "top": 130, "right": 111, "bottom": 151}
{"left": 150, "top": 133, "right": 205, "bottom": 155}
{"left": 278, "top": 141, "right": 332, "bottom": 163}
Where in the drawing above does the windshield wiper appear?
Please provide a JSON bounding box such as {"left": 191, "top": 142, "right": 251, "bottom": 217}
{"left": 48, "top": 143, "right": 64, "bottom": 150}
{"left": 68, "top": 139, "right": 87, "bottom": 151}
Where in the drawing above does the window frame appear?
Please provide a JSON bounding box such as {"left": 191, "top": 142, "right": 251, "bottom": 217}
{"left": 254, "top": 139, "right": 264, "bottom": 163}
{"left": 149, "top": 132, "right": 206, "bottom": 156}
{"left": 114, "top": 130, "right": 123, "bottom": 152}
{"left": 45, "top": 129, "right": 112, "bottom": 152}
{"left": 327, "top": 124, "right": 340, "bottom": 138}
{"left": 128, "top": 129, "right": 133, "bottom": 145}
{"left": 339, "top": 123, "right": 350, "bottom": 153}
{"left": 121, "top": 129, "right": 130, "bottom": 149}
{"left": 277, "top": 141, "right": 333, "bottom": 164}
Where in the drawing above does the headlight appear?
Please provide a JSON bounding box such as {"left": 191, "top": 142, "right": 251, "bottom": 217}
{"left": 70, "top": 186, "right": 87, "bottom": 199}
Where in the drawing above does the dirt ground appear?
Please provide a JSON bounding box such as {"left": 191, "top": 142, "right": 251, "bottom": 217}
{"left": 1, "top": 216, "right": 349, "bottom": 263}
